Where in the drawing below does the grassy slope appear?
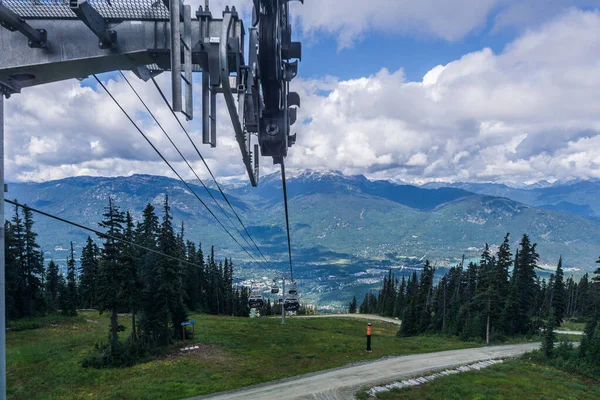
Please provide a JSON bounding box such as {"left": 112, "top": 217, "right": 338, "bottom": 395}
{"left": 560, "top": 320, "right": 586, "bottom": 332}
{"left": 363, "top": 359, "right": 600, "bottom": 400}
{"left": 7, "top": 312, "right": 480, "bottom": 400}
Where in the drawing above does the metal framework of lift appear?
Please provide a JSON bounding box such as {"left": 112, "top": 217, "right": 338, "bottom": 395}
{"left": 0, "top": 0, "right": 303, "bottom": 397}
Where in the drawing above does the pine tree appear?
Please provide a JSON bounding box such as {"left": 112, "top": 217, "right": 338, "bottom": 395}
{"left": 393, "top": 276, "right": 406, "bottom": 319}
{"left": 348, "top": 296, "right": 357, "bottom": 314}
{"left": 184, "top": 241, "right": 200, "bottom": 311}
{"left": 23, "top": 206, "right": 45, "bottom": 316}
{"left": 79, "top": 236, "right": 99, "bottom": 309}
{"left": 4, "top": 220, "right": 19, "bottom": 319}
{"left": 399, "top": 271, "right": 419, "bottom": 336}
{"left": 45, "top": 260, "right": 61, "bottom": 313}
{"left": 476, "top": 244, "right": 502, "bottom": 344}
{"left": 136, "top": 203, "right": 162, "bottom": 344}
{"left": 504, "top": 235, "right": 539, "bottom": 335}
{"left": 155, "top": 195, "right": 187, "bottom": 343}
{"left": 359, "top": 293, "right": 369, "bottom": 314}
{"left": 96, "top": 197, "right": 127, "bottom": 354}
{"left": 552, "top": 257, "right": 566, "bottom": 325}
{"left": 61, "top": 242, "right": 78, "bottom": 316}
{"left": 418, "top": 260, "right": 435, "bottom": 332}
{"left": 542, "top": 308, "right": 556, "bottom": 358}
{"left": 9, "top": 205, "right": 45, "bottom": 318}
{"left": 121, "top": 211, "right": 141, "bottom": 341}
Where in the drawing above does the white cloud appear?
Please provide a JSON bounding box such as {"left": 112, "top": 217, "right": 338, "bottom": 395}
{"left": 3, "top": 8, "right": 600, "bottom": 186}
{"left": 293, "top": 0, "right": 600, "bottom": 48}
{"left": 286, "top": 9, "right": 600, "bottom": 184}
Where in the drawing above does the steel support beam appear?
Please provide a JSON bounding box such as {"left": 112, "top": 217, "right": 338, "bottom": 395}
{"left": 0, "top": 18, "right": 241, "bottom": 95}
{"left": 0, "top": 3, "right": 46, "bottom": 48}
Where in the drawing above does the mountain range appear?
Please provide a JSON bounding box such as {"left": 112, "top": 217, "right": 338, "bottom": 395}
{"left": 5, "top": 170, "right": 600, "bottom": 306}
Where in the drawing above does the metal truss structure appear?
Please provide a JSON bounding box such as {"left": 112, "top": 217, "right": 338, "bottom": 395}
{"left": 0, "top": 0, "right": 303, "bottom": 185}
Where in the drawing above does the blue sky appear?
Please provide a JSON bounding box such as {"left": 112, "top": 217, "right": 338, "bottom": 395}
{"left": 300, "top": 21, "right": 516, "bottom": 82}
{"left": 4, "top": 1, "right": 600, "bottom": 185}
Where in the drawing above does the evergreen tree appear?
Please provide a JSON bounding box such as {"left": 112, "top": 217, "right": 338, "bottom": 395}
{"left": 136, "top": 203, "right": 161, "bottom": 344}
{"left": 542, "top": 308, "right": 556, "bottom": 358}
{"left": 359, "top": 293, "right": 369, "bottom": 314}
{"left": 96, "top": 197, "right": 127, "bottom": 355}
{"left": 4, "top": 220, "right": 19, "bottom": 319}
{"left": 348, "top": 296, "right": 357, "bottom": 314}
{"left": 184, "top": 241, "right": 200, "bottom": 311}
{"left": 418, "top": 260, "right": 435, "bottom": 332}
{"left": 121, "top": 211, "right": 141, "bottom": 341}
{"left": 399, "top": 271, "right": 419, "bottom": 336}
{"left": 61, "top": 242, "right": 78, "bottom": 316}
{"left": 393, "top": 276, "right": 406, "bottom": 319}
{"left": 8, "top": 205, "right": 45, "bottom": 318}
{"left": 155, "top": 195, "right": 187, "bottom": 343}
{"left": 79, "top": 236, "right": 99, "bottom": 309}
{"left": 44, "top": 260, "right": 60, "bottom": 312}
{"left": 476, "top": 244, "right": 502, "bottom": 343}
{"left": 22, "top": 206, "right": 45, "bottom": 316}
{"left": 552, "top": 257, "right": 566, "bottom": 325}
{"left": 504, "top": 235, "right": 539, "bottom": 335}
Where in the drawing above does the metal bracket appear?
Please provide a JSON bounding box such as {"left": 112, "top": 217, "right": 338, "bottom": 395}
{"left": 69, "top": 0, "right": 116, "bottom": 49}
{"left": 131, "top": 66, "right": 161, "bottom": 82}
{"left": 0, "top": 3, "right": 46, "bottom": 48}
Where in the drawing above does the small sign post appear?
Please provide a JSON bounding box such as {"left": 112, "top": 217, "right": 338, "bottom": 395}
{"left": 366, "top": 323, "right": 372, "bottom": 352}
{"left": 181, "top": 320, "right": 196, "bottom": 342}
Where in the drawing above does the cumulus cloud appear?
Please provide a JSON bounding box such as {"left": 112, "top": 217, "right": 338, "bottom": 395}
{"left": 4, "top": 71, "right": 246, "bottom": 182}
{"left": 4, "top": 8, "right": 600, "bottom": 186}
{"left": 286, "top": 9, "right": 600, "bottom": 184}
{"left": 293, "top": 0, "right": 600, "bottom": 48}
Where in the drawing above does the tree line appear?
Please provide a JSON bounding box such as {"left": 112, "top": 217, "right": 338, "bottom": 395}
{"left": 4, "top": 196, "right": 252, "bottom": 366}
{"left": 355, "top": 233, "right": 600, "bottom": 343}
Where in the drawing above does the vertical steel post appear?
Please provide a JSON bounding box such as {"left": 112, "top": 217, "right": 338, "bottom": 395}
{"left": 281, "top": 278, "right": 285, "bottom": 325}
{"left": 183, "top": 4, "right": 193, "bottom": 120}
{"left": 169, "top": 0, "right": 182, "bottom": 112}
{"left": 0, "top": 93, "right": 6, "bottom": 400}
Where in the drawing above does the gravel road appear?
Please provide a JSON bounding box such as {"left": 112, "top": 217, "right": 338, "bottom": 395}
{"left": 192, "top": 342, "right": 540, "bottom": 400}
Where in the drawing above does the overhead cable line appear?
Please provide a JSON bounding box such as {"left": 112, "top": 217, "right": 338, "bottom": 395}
{"left": 117, "top": 71, "right": 272, "bottom": 274}
{"left": 280, "top": 160, "right": 294, "bottom": 281}
{"left": 92, "top": 74, "right": 269, "bottom": 271}
{"left": 149, "top": 76, "right": 275, "bottom": 271}
{"left": 4, "top": 199, "right": 248, "bottom": 281}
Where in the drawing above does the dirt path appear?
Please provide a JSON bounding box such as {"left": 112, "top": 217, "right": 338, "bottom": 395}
{"left": 192, "top": 343, "right": 539, "bottom": 400}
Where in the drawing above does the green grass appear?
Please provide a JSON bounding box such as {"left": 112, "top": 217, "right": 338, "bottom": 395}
{"left": 361, "top": 359, "right": 600, "bottom": 399}
{"left": 560, "top": 320, "right": 586, "bottom": 332}
{"left": 7, "top": 312, "right": 481, "bottom": 400}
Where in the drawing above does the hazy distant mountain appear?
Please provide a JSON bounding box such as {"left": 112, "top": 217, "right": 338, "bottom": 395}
{"left": 420, "top": 179, "right": 600, "bottom": 220}
{"left": 6, "top": 170, "right": 600, "bottom": 275}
